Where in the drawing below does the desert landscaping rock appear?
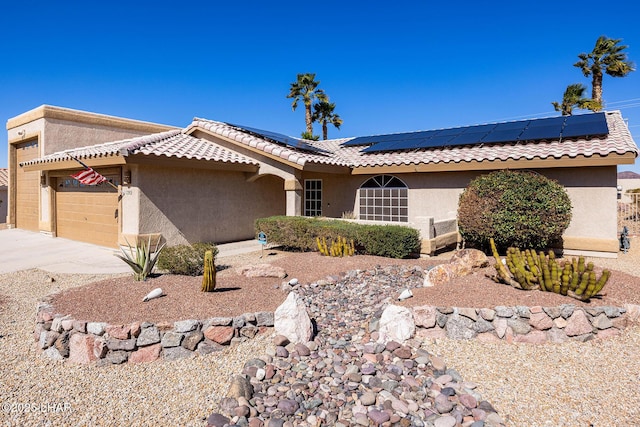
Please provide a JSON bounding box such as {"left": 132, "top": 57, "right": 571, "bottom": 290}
{"left": 182, "top": 330, "right": 204, "bottom": 351}
{"left": 273, "top": 292, "right": 312, "bottom": 344}
{"left": 6, "top": 247, "right": 640, "bottom": 426}
{"left": 202, "top": 262, "right": 640, "bottom": 427}
{"left": 237, "top": 264, "right": 287, "bottom": 279}
{"left": 136, "top": 326, "right": 161, "bottom": 346}
{"left": 174, "top": 319, "right": 200, "bottom": 333}
{"left": 161, "top": 331, "right": 184, "bottom": 348}
{"left": 205, "top": 265, "right": 510, "bottom": 426}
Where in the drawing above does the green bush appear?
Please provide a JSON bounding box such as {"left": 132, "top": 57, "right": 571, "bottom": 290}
{"left": 255, "top": 216, "right": 421, "bottom": 258}
{"left": 356, "top": 225, "right": 422, "bottom": 259}
{"left": 156, "top": 242, "right": 218, "bottom": 276}
{"left": 458, "top": 170, "right": 572, "bottom": 252}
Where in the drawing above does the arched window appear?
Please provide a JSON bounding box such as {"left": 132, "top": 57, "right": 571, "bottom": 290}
{"left": 359, "top": 175, "right": 408, "bottom": 222}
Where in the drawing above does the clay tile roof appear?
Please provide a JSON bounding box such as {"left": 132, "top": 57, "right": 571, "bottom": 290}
{"left": 188, "top": 118, "right": 353, "bottom": 167}
{"left": 188, "top": 111, "right": 637, "bottom": 169}
{"left": 20, "top": 130, "right": 259, "bottom": 167}
{"left": 340, "top": 110, "right": 638, "bottom": 168}
{"left": 0, "top": 168, "right": 8, "bottom": 188}
{"left": 19, "top": 110, "right": 639, "bottom": 172}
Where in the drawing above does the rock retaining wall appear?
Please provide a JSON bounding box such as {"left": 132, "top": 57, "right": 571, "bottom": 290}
{"left": 410, "top": 303, "right": 640, "bottom": 343}
{"left": 35, "top": 298, "right": 640, "bottom": 364}
{"left": 34, "top": 302, "right": 274, "bottom": 365}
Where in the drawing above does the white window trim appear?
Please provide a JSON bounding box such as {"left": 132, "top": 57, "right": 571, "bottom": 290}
{"left": 358, "top": 175, "right": 408, "bottom": 222}
{"left": 304, "top": 179, "right": 323, "bottom": 217}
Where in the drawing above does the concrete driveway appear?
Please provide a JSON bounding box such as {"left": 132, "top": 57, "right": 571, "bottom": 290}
{"left": 0, "top": 228, "right": 131, "bottom": 274}
{"left": 0, "top": 228, "right": 267, "bottom": 275}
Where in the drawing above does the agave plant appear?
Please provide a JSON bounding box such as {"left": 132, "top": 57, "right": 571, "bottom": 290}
{"left": 116, "top": 236, "right": 166, "bottom": 281}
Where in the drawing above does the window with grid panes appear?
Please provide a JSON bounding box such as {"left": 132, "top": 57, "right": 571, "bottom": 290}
{"left": 358, "top": 175, "right": 408, "bottom": 222}
{"left": 304, "top": 179, "right": 322, "bottom": 216}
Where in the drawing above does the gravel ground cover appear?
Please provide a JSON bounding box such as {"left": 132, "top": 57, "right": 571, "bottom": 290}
{"left": 0, "top": 239, "right": 638, "bottom": 426}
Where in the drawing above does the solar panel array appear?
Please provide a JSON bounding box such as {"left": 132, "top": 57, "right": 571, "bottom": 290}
{"left": 226, "top": 123, "right": 330, "bottom": 155}
{"left": 340, "top": 112, "right": 608, "bottom": 153}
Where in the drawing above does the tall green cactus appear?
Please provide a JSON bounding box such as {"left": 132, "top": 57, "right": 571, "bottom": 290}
{"left": 201, "top": 250, "right": 216, "bottom": 292}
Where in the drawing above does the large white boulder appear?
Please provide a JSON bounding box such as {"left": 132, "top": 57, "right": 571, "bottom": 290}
{"left": 274, "top": 292, "right": 313, "bottom": 344}
{"left": 377, "top": 304, "right": 415, "bottom": 344}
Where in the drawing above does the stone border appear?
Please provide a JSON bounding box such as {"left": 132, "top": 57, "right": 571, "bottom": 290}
{"left": 34, "top": 301, "right": 274, "bottom": 364}
{"left": 35, "top": 298, "right": 640, "bottom": 364}
{"left": 410, "top": 303, "right": 640, "bottom": 343}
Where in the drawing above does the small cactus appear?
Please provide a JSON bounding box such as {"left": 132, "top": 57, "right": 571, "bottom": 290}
{"left": 201, "top": 250, "right": 216, "bottom": 292}
{"left": 317, "top": 235, "right": 355, "bottom": 257}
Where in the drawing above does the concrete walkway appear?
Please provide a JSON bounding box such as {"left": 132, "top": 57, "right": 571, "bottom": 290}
{"left": 0, "top": 228, "right": 265, "bottom": 275}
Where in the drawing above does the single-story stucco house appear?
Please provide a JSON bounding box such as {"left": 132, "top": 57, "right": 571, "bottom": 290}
{"left": 0, "top": 168, "right": 7, "bottom": 223}
{"left": 6, "top": 105, "right": 639, "bottom": 257}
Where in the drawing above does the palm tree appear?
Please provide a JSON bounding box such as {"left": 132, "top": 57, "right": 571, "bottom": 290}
{"left": 574, "top": 36, "right": 635, "bottom": 109}
{"left": 312, "top": 101, "right": 343, "bottom": 140}
{"left": 552, "top": 83, "right": 592, "bottom": 115}
{"left": 287, "top": 73, "right": 327, "bottom": 135}
{"left": 300, "top": 131, "right": 319, "bottom": 141}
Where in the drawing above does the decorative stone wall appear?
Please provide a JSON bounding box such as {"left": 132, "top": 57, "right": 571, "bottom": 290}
{"left": 411, "top": 303, "right": 640, "bottom": 343}
{"left": 35, "top": 298, "right": 640, "bottom": 364}
{"left": 34, "top": 302, "right": 274, "bottom": 365}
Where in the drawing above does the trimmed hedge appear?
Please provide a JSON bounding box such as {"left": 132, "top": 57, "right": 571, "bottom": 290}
{"left": 458, "top": 170, "right": 572, "bottom": 252}
{"left": 255, "top": 216, "right": 421, "bottom": 258}
{"left": 157, "top": 242, "right": 219, "bottom": 276}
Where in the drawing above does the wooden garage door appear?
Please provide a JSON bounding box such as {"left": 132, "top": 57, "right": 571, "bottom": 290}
{"left": 56, "top": 173, "right": 120, "bottom": 248}
{"left": 15, "top": 140, "right": 40, "bottom": 231}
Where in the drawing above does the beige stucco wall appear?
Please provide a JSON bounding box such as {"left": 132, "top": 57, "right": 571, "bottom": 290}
{"left": 132, "top": 165, "right": 285, "bottom": 246}
{"left": 7, "top": 105, "right": 176, "bottom": 155}
{"left": 6, "top": 105, "right": 176, "bottom": 230}
{"left": 542, "top": 167, "right": 617, "bottom": 244}
{"left": 310, "top": 167, "right": 619, "bottom": 254}
{"left": 300, "top": 172, "right": 361, "bottom": 218}
{"left": 299, "top": 171, "right": 470, "bottom": 223}
{"left": 402, "top": 172, "right": 474, "bottom": 222}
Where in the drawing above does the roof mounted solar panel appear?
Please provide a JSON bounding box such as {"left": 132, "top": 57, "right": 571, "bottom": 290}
{"left": 226, "top": 123, "right": 330, "bottom": 154}
{"left": 359, "top": 113, "right": 611, "bottom": 154}
{"left": 434, "top": 127, "right": 466, "bottom": 137}
{"left": 342, "top": 135, "right": 387, "bottom": 146}
{"left": 448, "top": 130, "right": 492, "bottom": 145}
{"left": 519, "top": 116, "right": 565, "bottom": 141}
{"left": 493, "top": 121, "right": 529, "bottom": 130}
{"left": 361, "top": 141, "right": 408, "bottom": 153}
{"left": 342, "top": 131, "right": 430, "bottom": 146}
{"left": 415, "top": 134, "right": 456, "bottom": 148}
{"left": 561, "top": 112, "right": 608, "bottom": 139}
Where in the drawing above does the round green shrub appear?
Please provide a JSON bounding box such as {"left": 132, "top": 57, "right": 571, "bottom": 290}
{"left": 157, "top": 242, "right": 218, "bottom": 276}
{"left": 458, "top": 170, "right": 572, "bottom": 251}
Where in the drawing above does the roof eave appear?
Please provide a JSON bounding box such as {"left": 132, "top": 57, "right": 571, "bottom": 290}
{"left": 21, "top": 154, "right": 126, "bottom": 172}
{"left": 187, "top": 126, "right": 307, "bottom": 170}
{"left": 350, "top": 152, "right": 638, "bottom": 174}
{"left": 125, "top": 153, "right": 259, "bottom": 172}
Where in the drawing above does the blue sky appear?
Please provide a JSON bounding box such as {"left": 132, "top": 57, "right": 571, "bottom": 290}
{"left": 2, "top": 0, "right": 640, "bottom": 172}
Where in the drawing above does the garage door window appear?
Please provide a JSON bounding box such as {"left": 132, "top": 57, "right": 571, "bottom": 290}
{"left": 62, "top": 174, "right": 120, "bottom": 190}
{"left": 359, "top": 175, "right": 408, "bottom": 222}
